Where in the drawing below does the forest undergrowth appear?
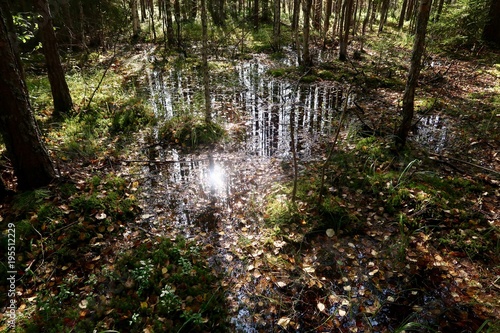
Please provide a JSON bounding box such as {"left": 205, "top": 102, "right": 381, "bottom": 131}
{"left": 1, "top": 28, "right": 499, "bottom": 332}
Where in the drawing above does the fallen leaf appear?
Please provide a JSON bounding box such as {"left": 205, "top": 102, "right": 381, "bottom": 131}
{"left": 277, "top": 317, "right": 291, "bottom": 328}
{"left": 79, "top": 299, "right": 88, "bottom": 309}
{"left": 95, "top": 212, "right": 107, "bottom": 220}
{"left": 317, "top": 302, "right": 326, "bottom": 312}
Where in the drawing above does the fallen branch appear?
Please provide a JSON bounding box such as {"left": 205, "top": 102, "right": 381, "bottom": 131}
{"left": 429, "top": 153, "right": 500, "bottom": 178}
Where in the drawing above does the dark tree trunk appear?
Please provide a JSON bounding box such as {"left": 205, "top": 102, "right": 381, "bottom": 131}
{"left": 253, "top": 0, "right": 259, "bottom": 29}
{"left": 292, "top": 0, "right": 300, "bottom": 31}
{"left": 339, "top": 0, "right": 353, "bottom": 61}
{"left": 398, "top": 0, "right": 408, "bottom": 29}
{"left": 208, "top": 0, "right": 225, "bottom": 26}
{"left": 131, "top": 0, "right": 141, "bottom": 39}
{"left": 0, "top": 4, "right": 56, "bottom": 190}
{"left": 433, "top": 0, "right": 445, "bottom": 22}
{"left": 60, "top": 0, "right": 74, "bottom": 46}
{"left": 396, "top": 0, "right": 431, "bottom": 149}
{"left": 174, "top": 0, "right": 182, "bottom": 48}
{"left": 377, "top": 0, "right": 389, "bottom": 34}
{"left": 313, "top": 0, "right": 322, "bottom": 30}
{"left": 262, "top": 0, "right": 270, "bottom": 22}
{"left": 34, "top": 0, "right": 73, "bottom": 117}
{"left": 140, "top": 0, "right": 147, "bottom": 21}
{"left": 163, "top": 0, "right": 175, "bottom": 46}
{"left": 302, "top": 0, "right": 313, "bottom": 66}
{"left": 201, "top": 0, "right": 212, "bottom": 123}
{"left": 482, "top": 0, "right": 500, "bottom": 46}
{"left": 272, "top": 0, "right": 281, "bottom": 50}
{"left": 322, "top": 0, "right": 333, "bottom": 46}
{"left": 360, "top": 0, "right": 372, "bottom": 51}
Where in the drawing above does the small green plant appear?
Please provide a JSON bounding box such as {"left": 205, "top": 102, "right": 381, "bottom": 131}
{"left": 159, "top": 284, "right": 182, "bottom": 313}
{"left": 159, "top": 115, "right": 226, "bottom": 147}
{"left": 131, "top": 259, "right": 154, "bottom": 296}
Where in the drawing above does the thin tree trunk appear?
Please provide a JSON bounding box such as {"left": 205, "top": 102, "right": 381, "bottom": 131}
{"left": 301, "top": 0, "right": 313, "bottom": 66}
{"left": 140, "top": 0, "right": 147, "bottom": 21}
{"left": 201, "top": 0, "right": 212, "bottom": 123}
{"left": 322, "top": 0, "right": 333, "bottom": 46}
{"left": 313, "top": 0, "right": 322, "bottom": 30}
{"left": 0, "top": 4, "right": 56, "bottom": 190}
{"left": 360, "top": 0, "right": 371, "bottom": 51}
{"left": 34, "top": 0, "right": 73, "bottom": 116}
{"left": 398, "top": 0, "right": 408, "bottom": 29}
{"left": 164, "top": 0, "right": 174, "bottom": 46}
{"left": 131, "top": 0, "right": 141, "bottom": 39}
{"left": 253, "top": 0, "right": 259, "bottom": 29}
{"left": 396, "top": 0, "right": 431, "bottom": 149}
{"left": 272, "top": 0, "right": 281, "bottom": 50}
{"left": 339, "top": 0, "right": 353, "bottom": 61}
{"left": 174, "top": 0, "right": 182, "bottom": 48}
{"left": 148, "top": 0, "right": 156, "bottom": 42}
{"left": 482, "top": 0, "right": 500, "bottom": 45}
{"left": 60, "top": 0, "right": 74, "bottom": 46}
{"left": 377, "top": 0, "right": 389, "bottom": 34}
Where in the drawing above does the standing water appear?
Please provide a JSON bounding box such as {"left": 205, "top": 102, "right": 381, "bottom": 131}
{"left": 138, "top": 55, "right": 352, "bottom": 331}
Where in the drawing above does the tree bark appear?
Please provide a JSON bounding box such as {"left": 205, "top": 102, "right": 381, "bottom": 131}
{"left": 131, "top": 0, "right": 141, "bottom": 39}
{"left": 339, "top": 0, "right": 353, "bottom": 61}
{"left": 253, "top": 0, "right": 259, "bottom": 29}
{"left": 322, "top": 0, "right": 333, "bottom": 46}
{"left": 208, "top": 0, "right": 225, "bottom": 26}
{"left": 396, "top": 0, "right": 431, "bottom": 150}
{"left": 398, "top": 0, "right": 408, "bottom": 29}
{"left": 272, "top": 0, "right": 281, "bottom": 50}
{"left": 201, "top": 0, "right": 212, "bottom": 123}
{"left": 482, "top": 0, "right": 500, "bottom": 46}
{"left": 301, "top": 0, "right": 313, "bottom": 67}
{"left": 34, "top": 0, "right": 73, "bottom": 116}
{"left": 163, "top": 0, "right": 175, "bottom": 46}
{"left": 377, "top": 0, "right": 389, "bottom": 34}
{"left": 0, "top": 4, "right": 56, "bottom": 190}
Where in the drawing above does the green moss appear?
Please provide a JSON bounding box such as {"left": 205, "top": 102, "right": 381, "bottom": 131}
{"left": 159, "top": 115, "right": 226, "bottom": 147}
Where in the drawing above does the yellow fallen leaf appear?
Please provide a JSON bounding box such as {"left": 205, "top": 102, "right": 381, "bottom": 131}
{"left": 317, "top": 302, "right": 326, "bottom": 312}
{"left": 277, "top": 317, "right": 291, "bottom": 328}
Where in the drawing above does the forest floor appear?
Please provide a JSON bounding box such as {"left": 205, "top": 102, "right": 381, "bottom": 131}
{"left": 1, "top": 36, "right": 500, "bottom": 333}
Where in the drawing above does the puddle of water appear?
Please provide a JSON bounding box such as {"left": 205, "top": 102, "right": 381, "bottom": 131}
{"left": 147, "top": 58, "right": 351, "bottom": 159}
{"left": 138, "top": 56, "right": 360, "bottom": 332}
{"left": 413, "top": 114, "right": 448, "bottom": 153}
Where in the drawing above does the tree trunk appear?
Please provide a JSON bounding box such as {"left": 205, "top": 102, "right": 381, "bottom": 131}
{"left": 163, "top": 0, "right": 175, "bottom": 46}
{"left": 131, "top": 0, "right": 141, "bottom": 39}
{"left": 396, "top": 0, "right": 431, "bottom": 150}
{"left": 262, "top": 0, "right": 270, "bottom": 22}
{"left": 201, "top": 0, "right": 212, "bottom": 123}
{"left": 313, "top": 0, "right": 322, "bottom": 30}
{"left": 0, "top": 4, "right": 56, "bottom": 190}
{"left": 60, "top": 0, "right": 74, "bottom": 47}
{"left": 482, "top": 0, "right": 500, "bottom": 46}
{"left": 34, "top": 0, "right": 73, "bottom": 117}
{"left": 174, "top": 0, "right": 182, "bottom": 48}
{"left": 208, "top": 0, "right": 225, "bottom": 26}
{"left": 292, "top": 0, "right": 300, "bottom": 31}
{"left": 272, "top": 0, "right": 281, "bottom": 50}
{"left": 253, "top": 0, "right": 259, "bottom": 29}
{"left": 433, "top": 0, "right": 445, "bottom": 22}
{"left": 360, "top": 0, "right": 372, "bottom": 51}
{"left": 322, "top": 0, "right": 333, "bottom": 46}
{"left": 339, "top": 0, "right": 353, "bottom": 61}
{"left": 377, "top": 0, "right": 389, "bottom": 34}
{"left": 398, "top": 0, "right": 408, "bottom": 29}
{"left": 301, "top": 0, "right": 313, "bottom": 66}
